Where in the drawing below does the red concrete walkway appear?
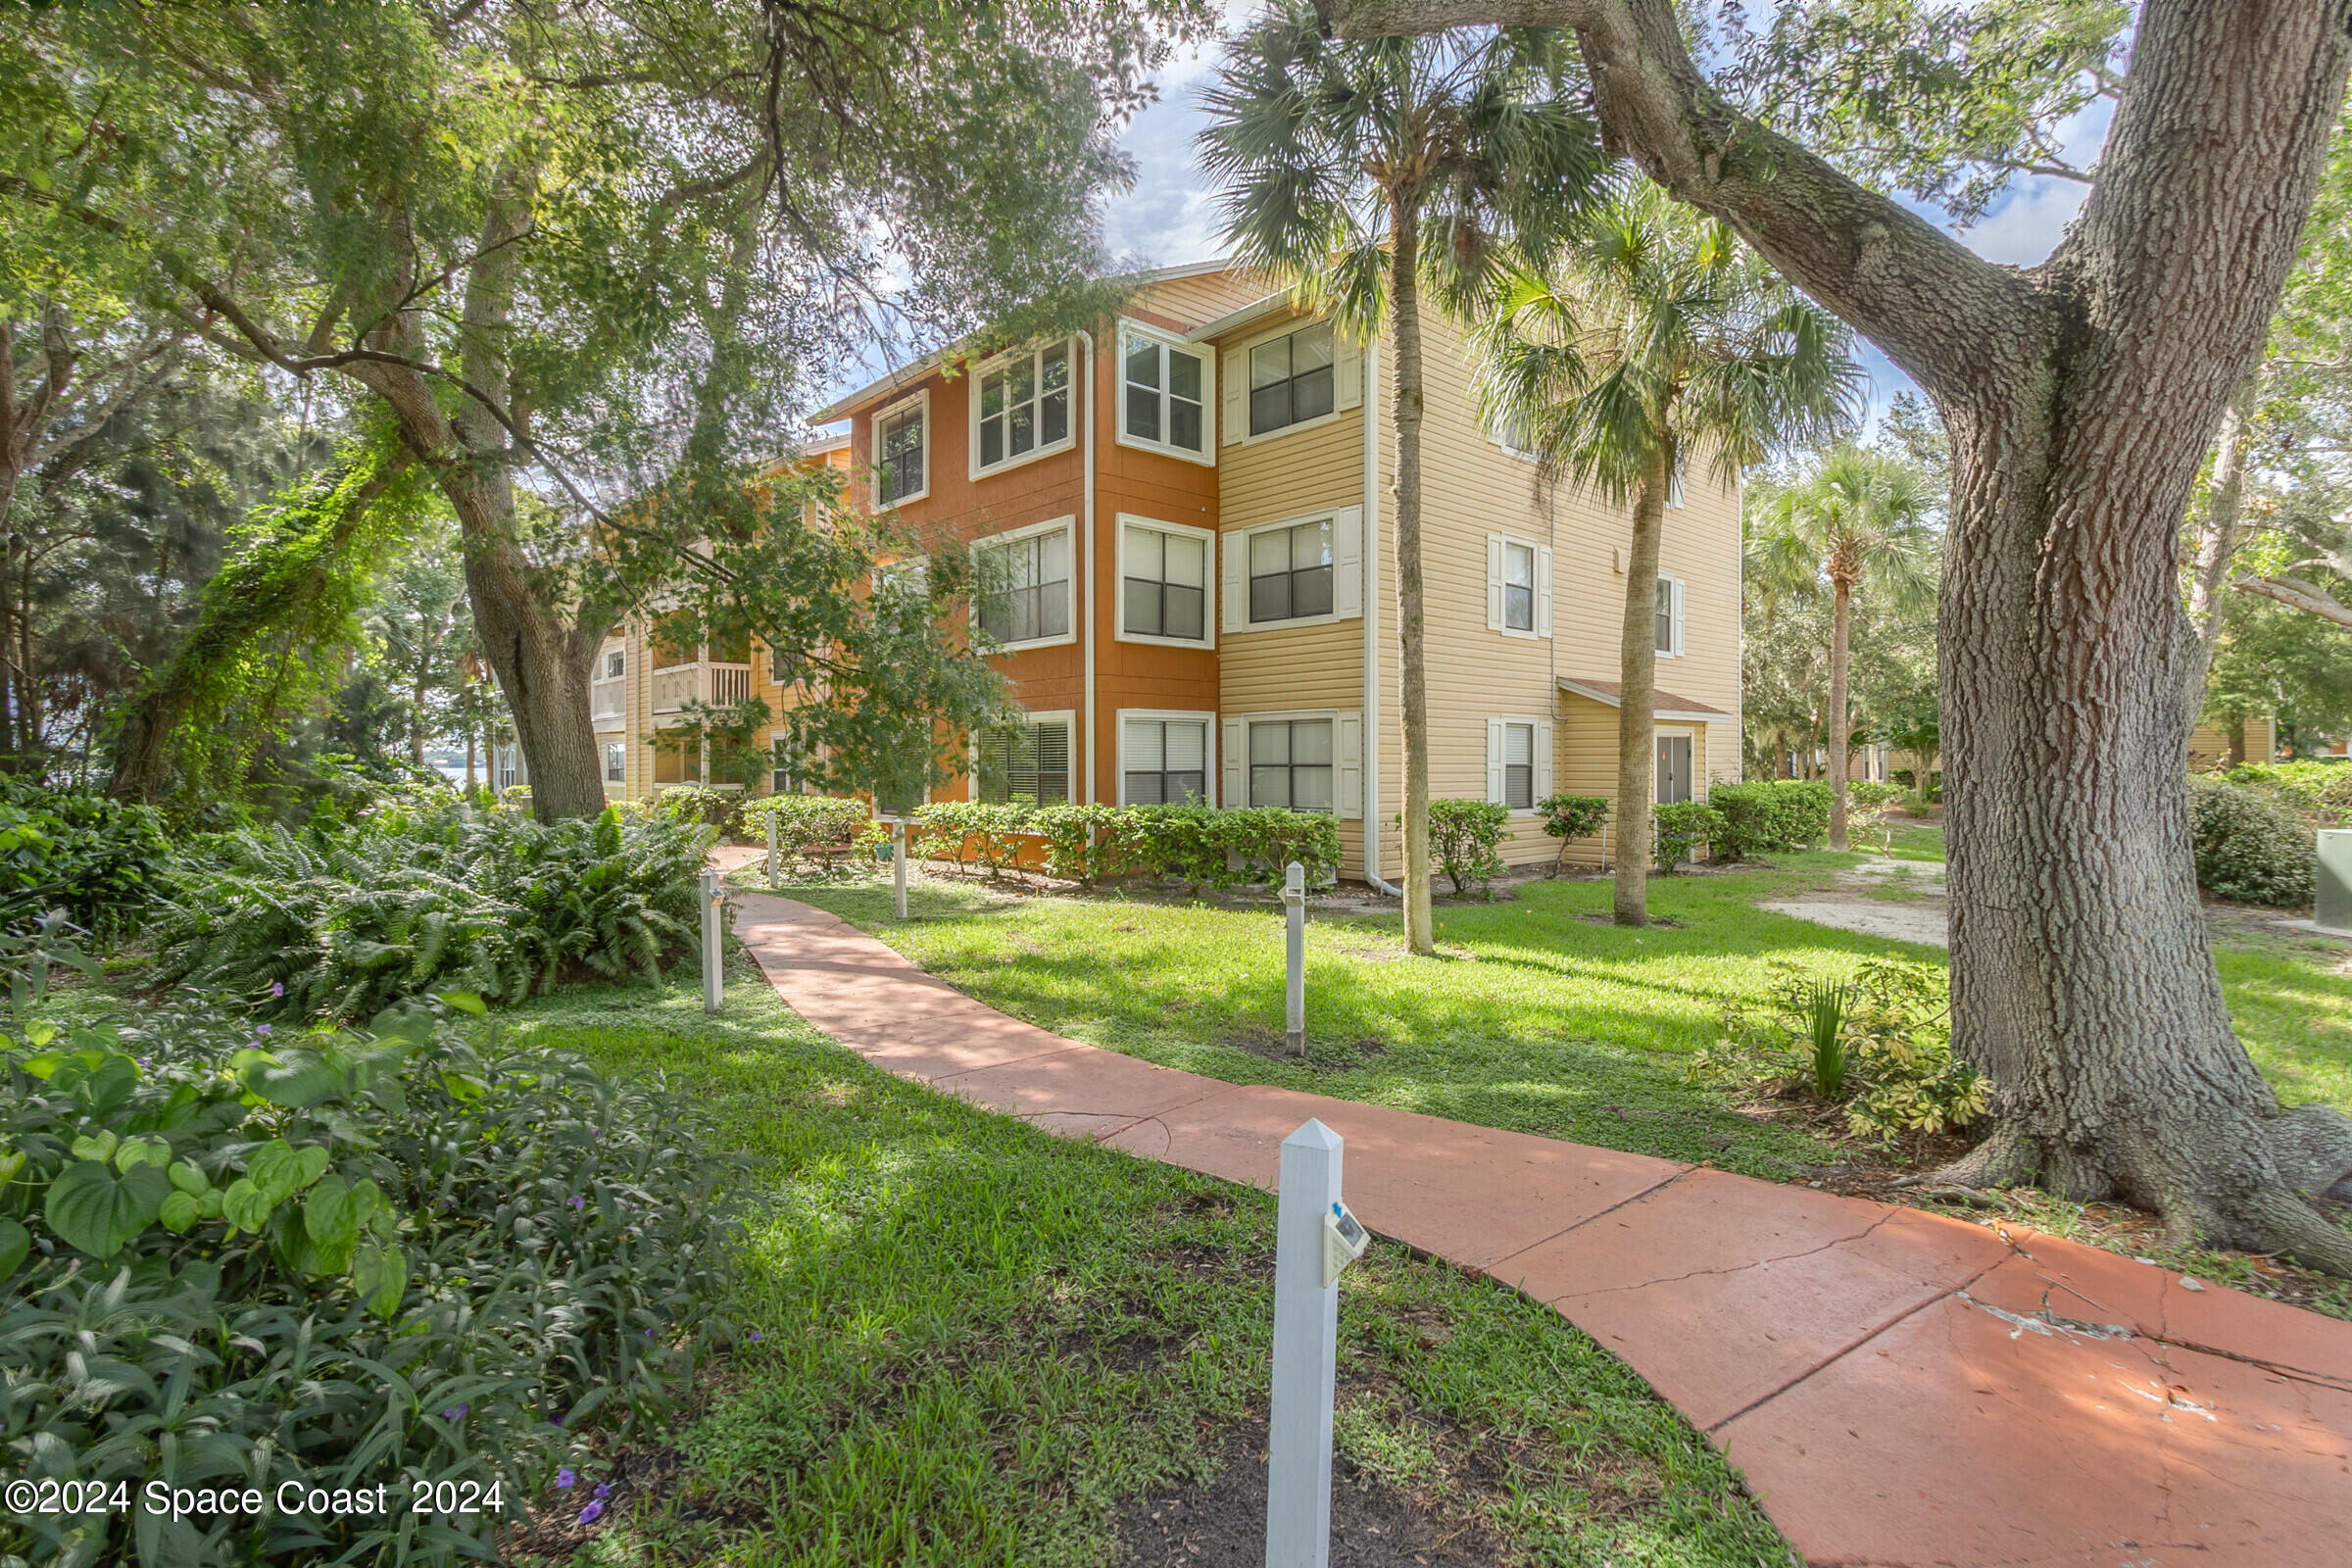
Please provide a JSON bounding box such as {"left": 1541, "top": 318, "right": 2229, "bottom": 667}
{"left": 724, "top": 883, "right": 2352, "bottom": 1568}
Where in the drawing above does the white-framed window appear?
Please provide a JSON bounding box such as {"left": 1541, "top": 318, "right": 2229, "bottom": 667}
{"left": 976, "top": 710, "right": 1073, "bottom": 806}
{"left": 1666, "top": 452, "right": 1687, "bottom": 510}
{"left": 1655, "top": 575, "right": 1686, "bottom": 658}
{"left": 604, "top": 742, "right": 626, "bottom": 784}
{"left": 603, "top": 648, "right": 625, "bottom": 679}
{"left": 873, "top": 391, "right": 928, "bottom": 507}
{"left": 1223, "top": 508, "right": 1364, "bottom": 632}
{"left": 1486, "top": 534, "right": 1553, "bottom": 639}
{"left": 1487, "top": 717, "right": 1553, "bottom": 813}
{"left": 1118, "top": 517, "right": 1213, "bottom": 646}
{"left": 1656, "top": 730, "right": 1695, "bottom": 805}
{"left": 1222, "top": 710, "right": 1363, "bottom": 819}
{"left": 1246, "top": 320, "right": 1335, "bottom": 437}
{"left": 1118, "top": 322, "right": 1213, "bottom": 462}
{"left": 1119, "top": 710, "right": 1213, "bottom": 806}
{"left": 975, "top": 518, "right": 1075, "bottom": 650}
{"left": 770, "top": 737, "right": 801, "bottom": 796}
{"left": 971, "top": 339, "right": 1073, "bottom": 476}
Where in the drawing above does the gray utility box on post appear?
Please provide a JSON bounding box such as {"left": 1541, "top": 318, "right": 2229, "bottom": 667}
{"left": 2320, "top": 830, "right": 2352, "bottom": 936}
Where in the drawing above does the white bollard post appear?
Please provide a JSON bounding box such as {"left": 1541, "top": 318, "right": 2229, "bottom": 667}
{"left": 1283, "top": 860, "right": 1306, "bottom": 1055}
{"left": 700, "top": 868, "right": 724, "bottom": 1014}
{"left": 1267, "top": 1118, "right": 1344, "bottom": 1568}
{"left": 765, "top": 810, "right": 779, "bottom": 885}
{"left": 893, "top": 818, "right": 909, "bottom": 921}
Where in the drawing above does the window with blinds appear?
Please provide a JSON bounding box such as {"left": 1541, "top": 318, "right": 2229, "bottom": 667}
{"left": 978, "top": 716, "right": 1072, "bottom": 806}
{"left": 1123, "top": 716, "right": 1207, "bottom": 805}
{"left": 977, "top": 525, "right": 1072, "bottom": 646}
{"left": 1500, "top": 721, "right": 1536, "bottom": 809}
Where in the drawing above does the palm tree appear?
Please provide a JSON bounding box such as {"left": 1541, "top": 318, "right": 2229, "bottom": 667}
{"left": 1200, "top": 1, "right": 1602, "bottom": 955}
{"left": 1750, "top": 446, "right": 1939, "bottom": 848}
{"left": 1477, "top": 183, "right": 1862, "bottom": 925}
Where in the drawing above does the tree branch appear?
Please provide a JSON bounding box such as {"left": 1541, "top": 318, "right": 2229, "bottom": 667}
{"left": 2235, "top": 573, "right": 2352, "bottom": 629}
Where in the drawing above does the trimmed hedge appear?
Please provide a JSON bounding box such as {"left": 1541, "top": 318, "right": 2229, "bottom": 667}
{"left": 910, "top": 801, "right": 1344, "bottom": 889}
{"left": 2187, "top": 777, "right": 2316, "bottom": 908}
{"left": 740, "top": 795, "right": 883, "bottom": 874}
{"left": 1707, "top": 780, "right": 1833, "bottom": 859}
{"left": 1653, "top": 801, "right": 1726, "bottom": 869}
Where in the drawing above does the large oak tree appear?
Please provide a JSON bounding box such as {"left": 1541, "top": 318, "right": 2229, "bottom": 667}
{"left": 1330, "top": 0, "right": 2352, "bottom": 1269}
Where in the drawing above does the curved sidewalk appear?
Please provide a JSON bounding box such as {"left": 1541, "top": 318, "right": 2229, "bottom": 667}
{"left": 725, "top": 886, "right": 2352, "bottom": 1568}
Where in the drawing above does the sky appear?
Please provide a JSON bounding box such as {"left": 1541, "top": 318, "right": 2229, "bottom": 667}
{"left": 819, "top": 14, "right": 2116, "bottom": 430}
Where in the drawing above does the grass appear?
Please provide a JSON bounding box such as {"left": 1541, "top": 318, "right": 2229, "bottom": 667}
{"left": 502, "top": 957, "right": 1797, "bottom": 1566}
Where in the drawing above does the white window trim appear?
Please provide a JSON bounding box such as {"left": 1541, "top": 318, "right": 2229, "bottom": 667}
{"left": 970, "top": 708, "right": 1078, "bottom": 807}
{"left": 1225, "top": 507, "right": 1362, "bottom": 633}
{"left": 973, "top": 515, "right": 1079, "bottom": 654}
{"left": 1114, "top": 318, "right": 1215, "bottom": 466}
{"left": 1227, "top": 318, "right": 1354, "bottom": 449}
{"left": 602, "top": 646, "right": 626, "bottom": 679}
{"left": 603, "top": 740, "right": 627, "bottom": 783}
{"left": 967, "top": 338, "right": 1078, "bottom": 480}
{"left": 1486, "top": 531, "right": 1552, "bottom": 641}
{"left": 1115, "top": 708, "right": 1217, "bottom": 808}
{"left": 1226, "top": 707, "right": 1363, "bottom": 820}
{"left": 870, "top": 388, "right": 931, "bottom": 509}
{"left": 1486, "top": 714, "right": 1552, "bottom": 816}
{"left": 1115, "top": 514, "right": 1216, "bottom": 650}
{"left": 1657, "top": 573, "right": 1687, "bottom": 659}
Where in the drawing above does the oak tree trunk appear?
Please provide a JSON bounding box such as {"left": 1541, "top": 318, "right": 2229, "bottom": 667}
{"left": 2184, "top": 370, "right": 2256, "bottom": 711}
{"left": 1327, "top": 0, "right": 2352, "bottom": 1267}
{"left": 1392, "top": 213, "right": 1436, "bottom": 955}
{"left": 1827, "top": 573, "right": 1852, "bottom": 850}
{"left": 1613, "top": 452, "right": 1668, "bottom": 924}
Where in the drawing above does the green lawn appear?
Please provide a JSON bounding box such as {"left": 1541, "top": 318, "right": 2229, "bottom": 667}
{"left": 764, "top": 848, "right": 2352, "bottom": 1183}
{"left": 502, "top": 962, "right": 1795, "bottom": 1566}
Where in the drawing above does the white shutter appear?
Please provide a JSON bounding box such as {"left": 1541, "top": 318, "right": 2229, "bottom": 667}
{"left": 1222, "top": 530, "right": 1247, "bottom": 633}
{"left": 1222, "top": 347, "right": 1246, "bottom": 445}
{"left": 1334, "top": 506, "right": 1363, "bottom": 617}
{"left": 1487, "top": 718, "right": 1506, "bottom": 805}
{"left": 1336, "top": 328, "right": 1362, "bottom": 411}
{"left": 1537, "top": 545, "right": 1554, "bottom": 637}
{"left": 1486, "top": 535, "right": 1505, "bottom": 631}
{"left": 1223, "top": 717, "right": 1246, "bottom": 808}
{"left": 1338, "top": 710, "right": 1363, "bottom": 819}
{"left": 1671, "top": 578, "right": 1688, "bottom": 657}
{"left": 1536, "top": 718, "right": 1554, "bottom": 801}
{"left": 1199, "top": 348, "right": 1217, "bottom": 452}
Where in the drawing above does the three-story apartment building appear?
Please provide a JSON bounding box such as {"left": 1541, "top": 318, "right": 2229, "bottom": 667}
{"left": 582, "top": 259, "right": 1742, "bottom": 883}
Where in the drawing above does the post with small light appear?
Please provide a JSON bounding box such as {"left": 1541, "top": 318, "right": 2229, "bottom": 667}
{"left": 1265, "top": 1117, "right": 1369, "bottom": 1568}
{"left": 1282, "top": 860, "right": 1306, "bottom": 1055}
{"left": 699, "top": 868, "right": 725, "bottom": 1014}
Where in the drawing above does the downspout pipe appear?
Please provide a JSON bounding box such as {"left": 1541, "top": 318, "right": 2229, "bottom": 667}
{"left": 1079, "top": 328, "right": 1099, "bottom": 805}
{"left": 1360, "top": 332, "right": 1402, "bottom": 898}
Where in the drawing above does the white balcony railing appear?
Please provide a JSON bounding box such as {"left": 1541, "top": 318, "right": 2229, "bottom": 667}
{"left": 591, "top": 676, "right": 626, "bottom": 725}
{"left": 650, "top": 662, "right": 756, "bottom": 714}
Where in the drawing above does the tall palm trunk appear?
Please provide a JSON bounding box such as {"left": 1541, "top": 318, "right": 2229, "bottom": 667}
{"left": 1828, "top": 568, "right": 1853, "bottom": 850}
{"left": 1614, "top": 444, "right": 1670, "bottom": 925}
{"left": 1392, "top": 209, "right": 1436, "bottom": 955}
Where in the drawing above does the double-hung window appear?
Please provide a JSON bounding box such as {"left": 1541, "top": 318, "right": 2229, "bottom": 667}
{"left": 604, "top": 649, "right": 625, "bottom": 680}
{"left": 1501, "top": 541, "right": 1537, "bottom": 632}
{"left": 1656, "top": 733, "right": 1694, "bottom": 805}
{"left": 1249, "top": 717, "right": 1335, "bottom": 812}
{"left": 1655, "top": 576, "right": 1686, "bottom": 657}
{"left": 1249, "top": 519, "right": 1333, "bottom": 624}
{"left": 1487, "top": 534, "right": 1550, "bottom": 638}
{"left": 1122, "top": 520, "right": 1209, "bottom": 643}
{"left": 1122, "top": 328, "right": 1209, "bottom": 456}
{"left": 1498, "top": 721, "right": 1536, "bottom": 810}
{"left": 1248, "top": 321, "right": 1335, "bottom": 436}
{"left": 978, "top": 714, "right": 1072, "bottom": 806}
{"left": 770, "top": 738, "right": 801, "bottom": 796}
{"left": 1122, "top": 715, "right": 1208, "bottom": 806}
{"left": 604, "top": 742, "right": 626, "bottom": 784}
{"left": 876, "top": 398, "right": 926, "bottom": 506}
{"left": 976, "top": 341, "right": 1071, "bottom": 471}
{"left": 977, "top": 524, "right": 1072, "bottom": 648}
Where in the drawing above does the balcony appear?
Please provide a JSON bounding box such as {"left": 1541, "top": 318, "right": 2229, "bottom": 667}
{"left": 651, "top": 660, "right": 755, "bottom": 714}
{"left": 591, "top": 676, "right": 626, "bottom": 729}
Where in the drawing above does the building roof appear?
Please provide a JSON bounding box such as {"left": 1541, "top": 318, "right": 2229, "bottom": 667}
{"left": 1557, "top": 676, "right": 1735, "bottom": 722}
{"left": 808, "top": 257, "right": 1248, "bottom": 424}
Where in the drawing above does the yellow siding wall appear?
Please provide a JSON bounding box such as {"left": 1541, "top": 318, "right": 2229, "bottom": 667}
{"left": 2188, "top": 712, "right": 2278, "bottom": 769}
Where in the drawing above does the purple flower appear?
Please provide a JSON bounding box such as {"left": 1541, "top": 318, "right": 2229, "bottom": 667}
{"left": 748, "top": 1330, "right": 761, "bottom": 1343}
{"left": 568, "top": 1196, "right": 585, "bottom": 1210}
{"left": 255, "top": 1023, "right": 271, "bottom": 1037}
{"left": 593, "top": 1482, "right": 612, "bottom": 1500}
{"left": 270, "top": 981, "right": 284, "bottom": 998}
{"left": 577, "top": 1499, "right": 605, "bottom": 1526}
{"left": 555, "top": 1468, "right": 576, "bottom": 1489}
{"left": 643, "top": 1328, "right": 655, "bottom": 1340}
{"left": 442, "top": 1403, "right": 467, "bottom": 1421}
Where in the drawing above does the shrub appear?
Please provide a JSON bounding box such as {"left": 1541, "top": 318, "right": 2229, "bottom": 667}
{"left": 0, "top": 783, "right": 171, "bottom": 941}
{"left": 1539, "top": 793, "right": 1609, "bottom": 844}
{"left": 2187, "top": 777, "right": 2316, "bottom": 908}
{"left": 1031, "top": 803, "right": 1117, "bottom": 887}
{"left": 908, "top": 802, "right": 1345, "bottom": 890}
{"left": 2221, "top": 760, "right": 2352, "bottom": 823}
{"left": 1706, "top": 779, "right": 1832, "bottom": 858}
{"left": 155, "top": 802, "right": 710, "bottom": 1019}
{"left": 0, "top": 975, "right": 735, "bottom": 1566}
{"left": 741, "top": 795, "right": 874, "bottom": 875}
{"left": 1426, "top": 800, "right": 1508, "bottom": 896}
{"left": 1652, "top": 801, "right": 1725, "bottom": 868}
{"left": 642, "top": 783, "right": 740, "bottom": 837}
{"left": 1845, "top": 780, "right": 1907, "bottom": 854}
{"left": 1693, "top": 957, "right": 1989, "bottom": 1146}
